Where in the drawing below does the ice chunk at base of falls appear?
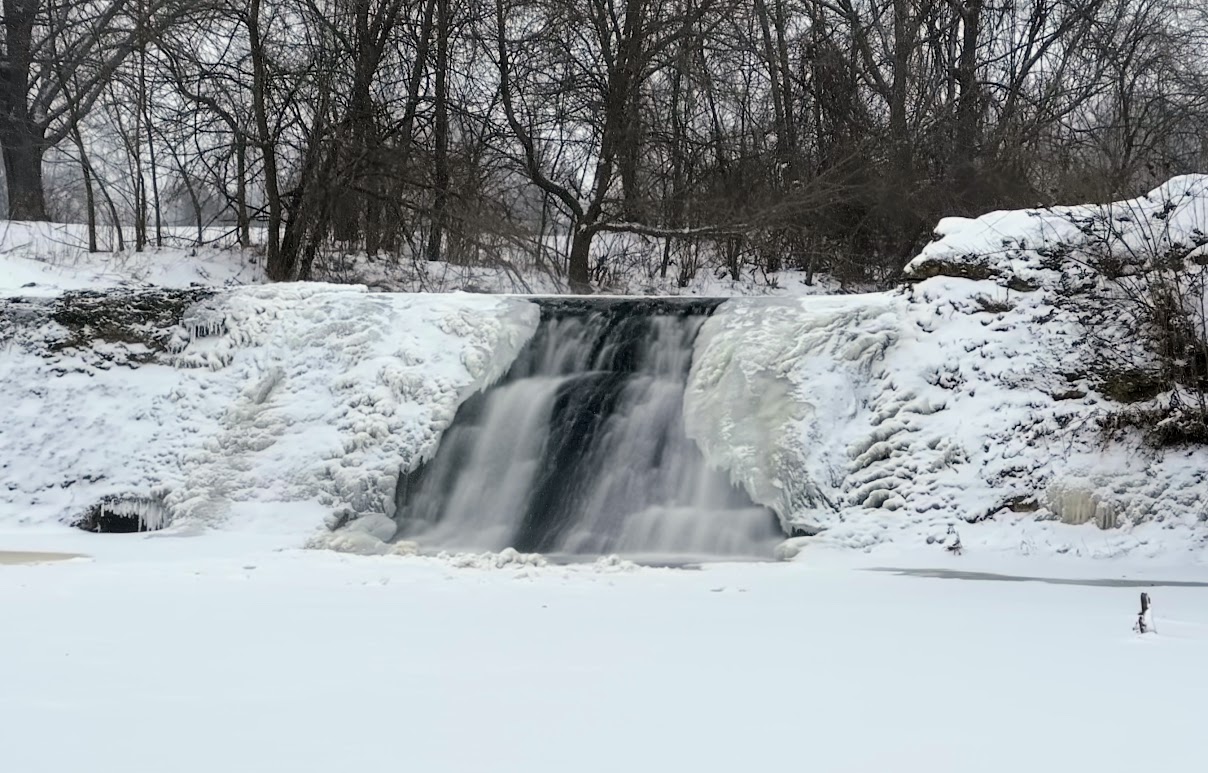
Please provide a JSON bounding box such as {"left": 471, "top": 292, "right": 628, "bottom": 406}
{"left": 305, "top": 529, "right": 419, "bottom": 557}
{"left": 684, "top": 295, "right": 903, "bottom": 533}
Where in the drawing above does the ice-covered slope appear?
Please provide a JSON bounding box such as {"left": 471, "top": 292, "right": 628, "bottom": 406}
{"left": 685, "top": 294, "right": 903, "bottom": 531}
{"left": 687, "top": 177, "right": 1208, "bottom": 557}
{"left": 1, "top": 285, "right": 537, "bottom": 532}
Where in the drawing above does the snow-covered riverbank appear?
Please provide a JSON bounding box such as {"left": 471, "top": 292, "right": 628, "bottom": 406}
{"left": 2, "top": 531, "right": 1205, "bottom": 773}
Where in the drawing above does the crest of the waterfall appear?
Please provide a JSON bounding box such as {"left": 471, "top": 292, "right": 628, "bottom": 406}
{"left": 394, "top": 299, "right": 783, "bottom": 560}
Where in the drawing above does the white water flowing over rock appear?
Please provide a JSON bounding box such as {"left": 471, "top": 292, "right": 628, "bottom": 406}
{"left": 7, "top": 177, "right": 1208, "bottom": 559}
{"left": 393, "top": 301, "right": 783, "bottom": 560}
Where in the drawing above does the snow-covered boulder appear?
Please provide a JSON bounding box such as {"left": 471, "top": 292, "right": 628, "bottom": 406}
{"left": 344, "top": 513, "right": 398, "bottom": 542}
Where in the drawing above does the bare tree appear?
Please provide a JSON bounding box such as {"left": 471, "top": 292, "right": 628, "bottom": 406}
{"left": 0, "top": 0, "right": 196, "bottom": 220}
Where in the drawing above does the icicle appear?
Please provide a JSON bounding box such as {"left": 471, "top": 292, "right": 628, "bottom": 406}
{"left": 76, "top": 495, "right": 171, "bottom": 533}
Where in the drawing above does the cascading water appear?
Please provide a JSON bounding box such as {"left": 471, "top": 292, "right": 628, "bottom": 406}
{"left": 393, "top": 298, "right": 783, "bottom": 561}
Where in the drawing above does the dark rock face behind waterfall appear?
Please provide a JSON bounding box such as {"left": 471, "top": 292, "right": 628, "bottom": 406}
{"left": 394, "top": 298, "right": 783, "bottom": 560}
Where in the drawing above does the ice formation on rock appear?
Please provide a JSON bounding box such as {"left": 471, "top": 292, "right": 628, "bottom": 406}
{"left": 1, "top": 285, "right": 538, "bottom": 532}
{"left": 685, "top": 295, "right": 902, "bottom": 532}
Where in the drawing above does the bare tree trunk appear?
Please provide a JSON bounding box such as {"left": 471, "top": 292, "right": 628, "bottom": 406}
{"left": 248, "top": 0, "right": 286, "bottom": 278}
{"left": 56, "top": 37, "right": 97, "bottom": 249}
{"left": 133, "top": 89, "right": 147, "bottom": 252}
{"left": 236, "top": 139, "right": 250, "bottom": 247}
{"left": 136, "top": 0, "right": 163, "bottom": 248}
{"left": 954, "top": 0, "right": 983, "bottom": 195}
{"left": 568, "top": 227, "right": 594, "bottom": 290}
{"left": 753, "top": 0, "right": 787, "bottom": 158}
{"left": 426, "top": 0, "right": 450, "bottom": 262}
{"left": 147, "top": 117, "right": 163, "bottom": 247}
{"left": 890, "top": 0, "right": 919, "bottom": 176}
{"left": 398, "top": 0, "right": 439, "bottom": 160}
{"left": 69, "top": 123, "right": 98, "bottom": 252}
{"left": 0, "top": 0, "right": 49, "bottom": 220}
{"left": 771, "top": 0, "right": 797, "bottom": 160}
{"left": 338, "top": 0, "right": 379, "bottom": 249}
{"left": 0, "top": 133, "right": 47, "bottom": 220}
{"left": 612, "top": 1, "right": 648, "bottom": 222}
{"left": 95, "top": 170, "right": 125, "bottom": 251}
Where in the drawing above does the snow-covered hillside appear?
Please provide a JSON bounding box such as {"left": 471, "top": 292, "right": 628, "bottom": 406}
{"left": 3, "top": 177, "right": 1208, "bottom": 560}
{"left": 0, "top": 221, "right": 260, "bottom": 293}
{"left": 683, "top": 177, "right": 1208, "bottom": 559}
{"left": 690, "top": 284, "right": 1207, "bottom": 559}
{"left": 1, "top": 285, "right": 536, "bottom": 534}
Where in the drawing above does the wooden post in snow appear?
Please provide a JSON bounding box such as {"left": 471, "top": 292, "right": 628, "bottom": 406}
{"left": 1134, "top": 592, "right": 1154, "bottom": 634}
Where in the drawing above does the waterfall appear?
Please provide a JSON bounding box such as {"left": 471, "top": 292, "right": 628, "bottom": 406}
{"left": 393, "top": 298, "right": 782, "bottom": 560}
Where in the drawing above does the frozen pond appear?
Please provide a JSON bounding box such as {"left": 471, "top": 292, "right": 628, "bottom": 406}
{"left": 874, "top": 567, "right": 1208, "bottom": 588}
{"left": 0, "top": 550, "right": 85, "bottom": 565}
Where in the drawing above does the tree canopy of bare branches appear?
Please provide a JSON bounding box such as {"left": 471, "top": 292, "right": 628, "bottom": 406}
{"left": 2, "top": 0, "right": 1206, "bottom": 288}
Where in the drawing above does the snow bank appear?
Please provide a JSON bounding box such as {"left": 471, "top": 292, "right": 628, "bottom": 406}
{"left": 0, "top": 284, "right": 538, "bottom": 533}
{"left": 908, "top": 174, "right": 1208, "bottom": 287}
{"left": 0, "top": 220, "right": 259, "bottom": 294}
{"left": 688, "top": 177, "right": 1208, "bottom": 557}
{"left": 902, "top": 177, "right": 1208, "bottom": 548}
{"left": 0, "top": 218, "right": 852, "bottom": 298}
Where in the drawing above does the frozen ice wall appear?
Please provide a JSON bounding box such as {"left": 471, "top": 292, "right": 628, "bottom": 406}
{"left": 8, "top": 172, "right": 1208, "bottom": 559}
{"left": 0, "top": 285, "right": 538, "bottom": 532}
{"left": 685, "top": 296, "right": 902, "bottom": 533}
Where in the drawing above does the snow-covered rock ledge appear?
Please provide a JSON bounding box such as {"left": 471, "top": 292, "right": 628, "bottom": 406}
{"left": 5, "top": 179, "right": 1208, "bottom": 560}
{"left": 688, "top": 177, "right": 1208, "bottom": 558}
{"left": 0, "top": 284, "right": 538, "bottom": 533}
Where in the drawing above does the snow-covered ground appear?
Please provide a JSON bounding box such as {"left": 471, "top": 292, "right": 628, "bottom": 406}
{"left": 2, "top": 531, "right": 1206, "bottom": 773}
{"left": 0, "top": 221, "right": 261, "bottom": 293}
{"left": 0, "top": 219, "right": 856, "bottom": 297}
